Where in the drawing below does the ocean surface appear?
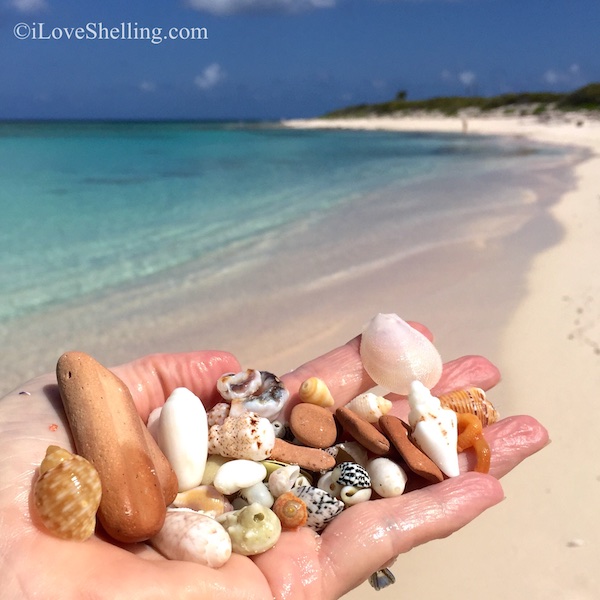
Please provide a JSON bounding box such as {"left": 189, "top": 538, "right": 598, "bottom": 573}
{"left": 0, "top": 120, "right": 572, "bottom": 324}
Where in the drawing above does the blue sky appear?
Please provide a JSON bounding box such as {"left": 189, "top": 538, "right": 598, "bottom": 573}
{"left": 1, "top": 0, "right": 598, "bottom": 120}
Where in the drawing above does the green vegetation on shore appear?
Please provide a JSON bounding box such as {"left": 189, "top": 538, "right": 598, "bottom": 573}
{"left": 324, "top": 83, "right": 600, "bottom": 118}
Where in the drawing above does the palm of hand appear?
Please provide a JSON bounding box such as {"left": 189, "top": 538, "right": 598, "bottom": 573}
{"left": 0, "top": 339, "right": 548, "bottom": 600}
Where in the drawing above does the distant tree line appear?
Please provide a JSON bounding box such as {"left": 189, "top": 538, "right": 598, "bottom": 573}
{"left": 323, "top": 83, "right": 600, "bottom": 118}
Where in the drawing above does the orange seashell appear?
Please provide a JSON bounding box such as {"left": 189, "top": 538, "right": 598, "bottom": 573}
{"left": 34, "top": 446, "right": 102, "bottom": 541}
{"left": 456, "top": 413, "right": 491, "bottom": 474}
{"left": 438, "top": 387, "right": 499, "bottom": 427}
{"left": 272, "top": 491, "right": 308, "bottom": 530}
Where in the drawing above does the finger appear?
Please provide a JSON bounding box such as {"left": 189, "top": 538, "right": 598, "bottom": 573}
{"left": 319, "top": 472, "right": 504, "bottom": 598}
{"left": 111, "top": 351, "right": 241, "bottom": 420}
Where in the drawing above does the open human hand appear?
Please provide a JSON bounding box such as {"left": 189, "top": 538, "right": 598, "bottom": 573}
{"left": 0, "top": 328, "right": 548, "bottom": 600}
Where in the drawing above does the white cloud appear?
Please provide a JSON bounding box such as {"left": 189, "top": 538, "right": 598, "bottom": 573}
{"left": 10, "top": 0, "right": 48, "bottom": 12}
{"left": 186, "top": 0, "right": 334, "bottom": 15}
{"left": 194, "top": 63, "right": 226, "bottom": 90}
{"left": 139, "top": 81, "right": 157, "bottom": 93}
{"left": 458, "top": 70, "right": 476, "bottom": 87}
{"left": 543, "top": 63, "right": 582, "bottom": 86}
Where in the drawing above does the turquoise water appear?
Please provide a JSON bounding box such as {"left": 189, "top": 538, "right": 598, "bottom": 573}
{"left": 0, "top": 121, "right": 567, "bottom": 323}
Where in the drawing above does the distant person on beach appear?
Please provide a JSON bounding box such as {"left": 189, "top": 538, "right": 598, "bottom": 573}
{"left": 0, "top": 340, "right": 548, "bottom": 599}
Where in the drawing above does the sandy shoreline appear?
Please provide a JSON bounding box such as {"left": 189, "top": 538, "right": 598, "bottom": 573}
{"left": 282, "top": 115, "right": 600, "bottom": 599}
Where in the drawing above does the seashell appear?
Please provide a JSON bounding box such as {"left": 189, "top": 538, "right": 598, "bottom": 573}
{"left": 268, "top": 464, "right": 301, "bottom": 497}
{"left": 208, "top": 412, "right": 275, "bottom": 461}
{"left": 231, "top": 371, "right": 290, "bottom": 421}
{"left": 261, "top": 460, "right": 313, "bottom": 486}
{"left": 271, "top": 420, "right": 287, "bottom": 439}
{"left": 369, "top": 568, "right": 396, "bottom": 591}
{"left": 298, "top": 377, "right": 335, "bottom": 408}
{"left": 172, "top": 485, "right": 232, "bottom": 518}
{"left": 238, "top": 481, "right": 274, "bottom": 508}
{"left": 291, "top": 474, "right": 312, "bottom": 489}
{"left": 207, "top": 402, "right": 231, "bottom": 428}
{"left": 325, "top": 441, "right": 369, "bottom": 467}
{"left": 213, "top": 459, "right": 267, "bottom": 496}
{"left": 146, "top": 406, "right": 162, "bottom": 441}
{"left": 366, "top": 457, "right": 408, "bottom": 498}
{"left": 319, "top": 462, "right": 372, "bottom": 506}
{"left": 151, "top": 507, "right": 232, "bottom": 567}
{"left": 346, "top": 392, "right": 392, "bottom": 423}
{"left": 33, "top": 445, "right": 102, "bottom": 541}
{"left": 293, "top": 485, "right": 345, "bottom": 531}
{"left": 438, "top": 387, "right": 499, "bottom": 427}
{"left": 360, "top": 313, "right": 443, "bottom": 395}
{"left": 272, "top": 491, "right": 308, "bottom": 529}
{"left": 408, "top": 381, "right": 459, "bottom": 478}
{"left": 200, "top": 454, "right": 231, "bottom": 486}
{"left": 217, "top": 502, "right": 282, "bottom": 556}
{"left": 156, "top": 387, "right": 208, "bottom": 492}
{"left": 217, "top": 369, "right": 263, "bottom": 401}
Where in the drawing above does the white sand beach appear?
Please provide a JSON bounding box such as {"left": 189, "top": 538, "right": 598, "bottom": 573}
{"left": 283, "top": 114, "right": 600, "bottom": 599}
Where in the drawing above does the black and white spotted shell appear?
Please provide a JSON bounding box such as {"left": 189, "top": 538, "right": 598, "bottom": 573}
{"left": 293, "top": 485, "right": 344, "bottom": 531}
{"left": 332, "top": 462, "right": 371, "bottom": 489}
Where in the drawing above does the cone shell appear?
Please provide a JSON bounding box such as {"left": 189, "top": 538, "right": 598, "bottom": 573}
{"left": 438, "top": 387, "right": 499, "bottom": 427}
{"left": 346, "top": 393, "right": 392, "bottom": 423}
{"left": 34, "top": 446, "right": 102, "bottom": 541}
{"left": 360, "top": 313, "right": 443, "bottom": 395}
{"left": 298, "top": 377, "right": 335, "bottom": 408}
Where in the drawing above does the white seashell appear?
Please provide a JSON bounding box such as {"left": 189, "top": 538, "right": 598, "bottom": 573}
{"left": 230, "top": 371, "right": 289, "bottom": 421}
{"left": 207, "top": 402, "right": 230, "bottom": 428}
{"left": 208, "top": 412, "right": 275, "bottom": 461}
{"left": 293, "top": 485, "right": 345, "bottom": 532}
{"left": 238, "top": 481, "right": 274, "bottom": 508}
{"left": 268, "top": 464, "right": 301, "bottom": 497}
{"left": 172, "top": 485, "right": 232, "bottom": 518}
{"left": 317, "top": 471, "right": 342, "bottom": 499}
{"left": 291, "top": 475, "right": 312, "bottom": 489}
{"left": 366, "top": 457, "right": 408, "bottom": 498}
{"left": 325, "top": 441, "right": 369, "bottom": 467}
{"left": 157, "top": 388, "right": 208, "bottom": 492}
{"left": 200, "top": 455, "right": 231, "bottom": 486}
{"left": 151, "top": 508, "right": 232, "bottom": 568}
{"left": 340, "top": 486, "right": 372, "bottom": 505}
{"left": 217, "top": 369, "right": 262, "bottom": 401}
{"left": 217, "top": 503, "right": 282, "bottom": 556}
{"left": 360, "top": 313, "right": 443, "bottom": 395}
{"left": 346, "top": 392, "right": 392, "bottom": 423}
{"left": 213, "top": 459, "right": 267, "bottom": 496}
{"left": 408, "top": 381, "right": 459, "bottom": 477}
{"left": 146, "top": 406, "right": 162, "bottom": 441}
{"left": 332, "top": 462, "right": 371, "bottom": 488}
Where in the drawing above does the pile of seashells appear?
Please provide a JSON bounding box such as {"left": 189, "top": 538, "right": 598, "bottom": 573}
{"left": 33, "top": 313, "right": 499, "bottom": 577}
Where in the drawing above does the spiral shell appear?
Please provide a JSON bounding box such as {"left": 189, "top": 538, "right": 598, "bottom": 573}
{"left": 33, "top": 445, "right": 102, "bottom": 541}
{"left": 346, "top": 392, "right": 392, "bottom": 423}
{"left": 298, "top": 377, "right": 335, "bottom": 408}
{"left": 437, "top": 387, "right": 499, "bottom": 427}
{"left": 272, "top": 492, "right": 308, "bottom": 530}
{"left": 293, "top": 485, "right": 345, "bottom": 531}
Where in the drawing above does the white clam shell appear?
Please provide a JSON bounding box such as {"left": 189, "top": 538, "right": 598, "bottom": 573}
{"left": 213, "top": 459, "right": 267, "bottom": 496}
{"left": 268, "top": 464, "right": 301, "bottom": 497}
{"left": 208, "top": 412, "right": 275, "bottom": 461}
{"left": 366, "top": 457, "right": 408, "bottom": 498}
{"left": 408, "top": 381, "right": 459, "bottom": 477}
{"left": 151, "top": 508, "right": 232, "bottom": 568}
{"left": 157, "top": 388, "right": 208, "bottom": 492}
{"left": 217, "top": 503, "right": 282, "bottom": 556}
{"left": 346, "top": 392, "right": 392, "bottom": 423}
{"left": 360, "top": 313, "right": 443, "bottom": 395}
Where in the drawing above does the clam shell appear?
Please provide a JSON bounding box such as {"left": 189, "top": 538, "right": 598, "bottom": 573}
{"left": 293, "top": 485, "right": 345, "bottom": 531}
{"left": 360, "top": 313, "right": 443, "bottom": 394}
{"left": 346, "top": 392, "right": 392, "bottom": 423}
{"left": 151, "top": 508, "right": 232, "bottom": 567}
{"left": 438, "top": 387, "right": 499, "bottom": 427}
{"left": 34, "top": 446, "right": 102, "bottom": 541}
{"left": 298, "top": 377, "right": 335, "bottom": 408}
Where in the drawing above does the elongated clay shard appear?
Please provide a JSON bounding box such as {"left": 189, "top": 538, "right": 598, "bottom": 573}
{"left": 408, "top": 381, "right": 459, "bottom": 478}
{"left": 360, "top": 313, "right": 443, "bottom": 395}
{"left": 158, "top": 388, "right": 208, "bottom": 492}
{"left": 151, "top": 508, "right": 232, "bottom": 568}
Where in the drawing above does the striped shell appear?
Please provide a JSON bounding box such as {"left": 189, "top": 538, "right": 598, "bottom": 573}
{"left": 293, "top": 485, "right": 344, "bottom": 531}
{"left": 346, "top": 392, "right": 392, "bottom": 423}
{"left": 437, "top": 387, "right": 499, "bottom": 427}
{"left": 298, "top": 377, "right": 335, "bottom": 408}
{"left": 33, "top": 445, "right": 102, "bottom": 541}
